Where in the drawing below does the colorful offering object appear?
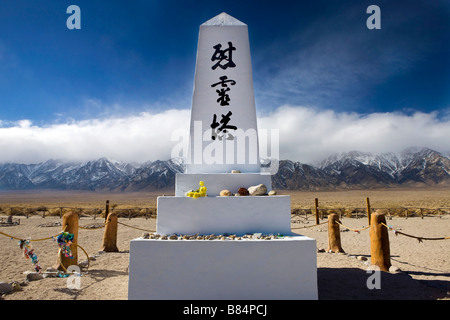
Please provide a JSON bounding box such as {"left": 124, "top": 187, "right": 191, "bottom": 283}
{"left": 186, "top": 181, "right": 207, "bottom": 199}
{"left": 19, "top": 239, "right": 42, "bottom": 272}
{"left": 55, "top": 231, "right": 74, "bottom": 258}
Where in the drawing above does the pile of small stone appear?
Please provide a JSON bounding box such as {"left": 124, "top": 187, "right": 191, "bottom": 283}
{"left": 79, "top": 223, "right": 104, "bottom": 229}
{"left": 37, "top": 222, "right": 62, "bottom": 227}
{"left": 141, "top": 232, "right": 285, "bottom": 241}
{"left": 0, "top": 216, "right": 20, "bottom": 226}
{"left": 219, "top": 184, "right": 276, "bottom": 197}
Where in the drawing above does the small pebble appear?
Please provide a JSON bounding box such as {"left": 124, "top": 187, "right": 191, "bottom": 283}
{"left": 219, "top": 189, "right": 232, "bottom": 196}
{"left": 237, "top": 188, "right": 249, "bottom": 196}
{"left": 0, "top": 282, "right": 14, "bottom": 294}
{"left": 357, "top": 256, "right": 368, "bottom": 261}
{"left": 389, "top": 266, "right": 401, "bottom": 273}
{"left": 26, "top": 272, "right": 43, "bottom": 282}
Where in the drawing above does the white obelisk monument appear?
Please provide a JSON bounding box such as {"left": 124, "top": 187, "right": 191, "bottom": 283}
{"left": 187, "top": 12, "right": 260, "bottom": 174}
{"left": 128, "top": 13, "right": 318, "bottom": 300}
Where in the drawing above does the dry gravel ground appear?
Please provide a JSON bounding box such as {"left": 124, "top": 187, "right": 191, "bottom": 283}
{"left": 0, "top": 214, "right": 448, "bottom": 300}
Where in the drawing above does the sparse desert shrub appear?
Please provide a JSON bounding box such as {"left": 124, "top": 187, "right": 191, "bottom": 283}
{"left": 82, "top": 208, "right": 102, "bottom": 217}
{"left": 389, "top": 207, "right": 404, "bottom": 217}
{"left": 114, "top": 209, "right": 128, "bottom": 218}
{"left": 36, "top": 205, "right": 48, "bottom": 212}
{"left": 11, "top": 207, "right": 26, "bottom": 216}
{"left": 373, "top": 208, "right": 389, "bottom": 215}
{"left": 48, "top": 208, "right": 62, "bottom": 217}
{"left": 147, "top": 208, "right": 157, "bottom": 218}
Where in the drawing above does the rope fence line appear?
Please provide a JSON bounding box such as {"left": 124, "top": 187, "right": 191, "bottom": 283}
{"left": 380, "top": 222, "right": 450, "bottom": 242}
{"left": 0, "top": 225, "right": 67, "bottom": 242}
{"left": 291, "top": 221, "right": 327, "bottom": 230}
{"left": 116, "top": 220, "right": 156, "bottom": 233}
{"left": 322, "top": 210, "right": 449, "bottom": 270}
{"left": 0, "top": 230, "right": 63, "bottom": 242}
{"left": 326, "top": 218, "right": 449, "bottom": 242}
{"left": 57, "top": 243, "right": 90, "bottom": 273}
{"left": 0, "top": 221, "right": 91, "bottom": 275}
{"left": 334, "top": 220, "right": 370, "bottom": 233}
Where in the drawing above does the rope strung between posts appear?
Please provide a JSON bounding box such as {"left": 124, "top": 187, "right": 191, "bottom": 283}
{"left": 0, "top": 225, "right": 67, "bottom": 242}
{"left": 57, "top": 243, "right": 90, "bottom": 273}
{"left": 291, "top": 221, "right": 327, "bottom": 229}
{"left": 334, "top": 220, "right": 370, "bottom": 233}
{"left": 0, "top": 217, "right": 91, "bottom": 275}
{"left": 116, "top": 220, "right": 156, "bottom": 233}
{"left": 381, "top": 222, "right": 450, "bottom": 242}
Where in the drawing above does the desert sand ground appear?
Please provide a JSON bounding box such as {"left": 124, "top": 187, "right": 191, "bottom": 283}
{"left": 0, "top": 188, "right": 449, "bottom": 301}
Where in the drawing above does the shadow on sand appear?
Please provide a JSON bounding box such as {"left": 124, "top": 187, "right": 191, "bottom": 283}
{"left": 318, "top": 267, "right": 449, "bottom": 300}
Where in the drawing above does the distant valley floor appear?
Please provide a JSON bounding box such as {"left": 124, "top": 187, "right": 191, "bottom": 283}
{"left": 0, "top": 186, "right": 449, "bottom": 210}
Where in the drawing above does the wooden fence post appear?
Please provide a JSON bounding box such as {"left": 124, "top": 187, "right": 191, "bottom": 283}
{"left": 327, "top": 213, "right": 345, "bottom": 253}
{"left": 100, "top": 212, "right": 119, "bottom": 252}
{"left": 315, "top": 198, "right": 319, "bottom": 225}
{"left": 366, "top": 197, "right": 371, "bottom": 226}
{"left": 104, "top": 200, "right": 110, "bottom": 222}
{"left": 54, "top": 211, "right": 79, "bottom": 270}
{"left": 369, "top": 212, "right": 391, "bottom": 271}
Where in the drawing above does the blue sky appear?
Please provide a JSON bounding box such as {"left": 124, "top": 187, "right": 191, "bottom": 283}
{"left": 0, "top": 0, "right": 449, "bottom": 163}
{"left": 1, "top": 0, "right": 449, "bottom": 122}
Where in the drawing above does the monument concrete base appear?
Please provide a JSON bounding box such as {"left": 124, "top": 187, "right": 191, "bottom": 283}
{"left": 128, "top": 235, "right": 318, "bottom": 300}
{"left": 156, "top": 195, "right": 291, "bottom": 236}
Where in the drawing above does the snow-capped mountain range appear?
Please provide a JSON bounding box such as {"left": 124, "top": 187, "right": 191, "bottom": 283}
{"left": 0, "top": 147, "right": 449, "bottom": 191}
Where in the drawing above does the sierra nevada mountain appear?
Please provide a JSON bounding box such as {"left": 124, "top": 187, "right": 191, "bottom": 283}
{"left": 0, "top": 147, "right": 448, "bottom": 191}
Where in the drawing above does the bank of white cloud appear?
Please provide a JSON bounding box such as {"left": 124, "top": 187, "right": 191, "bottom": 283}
{"left": 0, "top": 106, "right": 449, "bottom": 164}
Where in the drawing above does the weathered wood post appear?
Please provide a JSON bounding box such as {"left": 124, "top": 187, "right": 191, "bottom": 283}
{"left": 104, "top": 200, "right": 110, "bottom": 222}
{"left": 54, "top": 211, "right": 78, "bottom": 270}
{"left": 315, "top": 198, "right": 319, "bottom": 225}
{"left": 366, "top": 197, "right": 371, "bottom": 226}
{"left": 327, "top": 213, "right": 345, "bottom": 253}
{"left": 369, "top": 212, "right": 391, "bottom": 271}
{"left": 100, "top": 212, "right": 119, "bottom": 252}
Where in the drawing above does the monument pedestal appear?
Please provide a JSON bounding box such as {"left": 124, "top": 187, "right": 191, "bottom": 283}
{"left": 128, "top": 235, "right": 317, "bottom": 300}
{"left": 157, "top": 195, "right": 290, "bottom": 236}
{"left": 128, "top": 190, "right": 318, "bottom": 300}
